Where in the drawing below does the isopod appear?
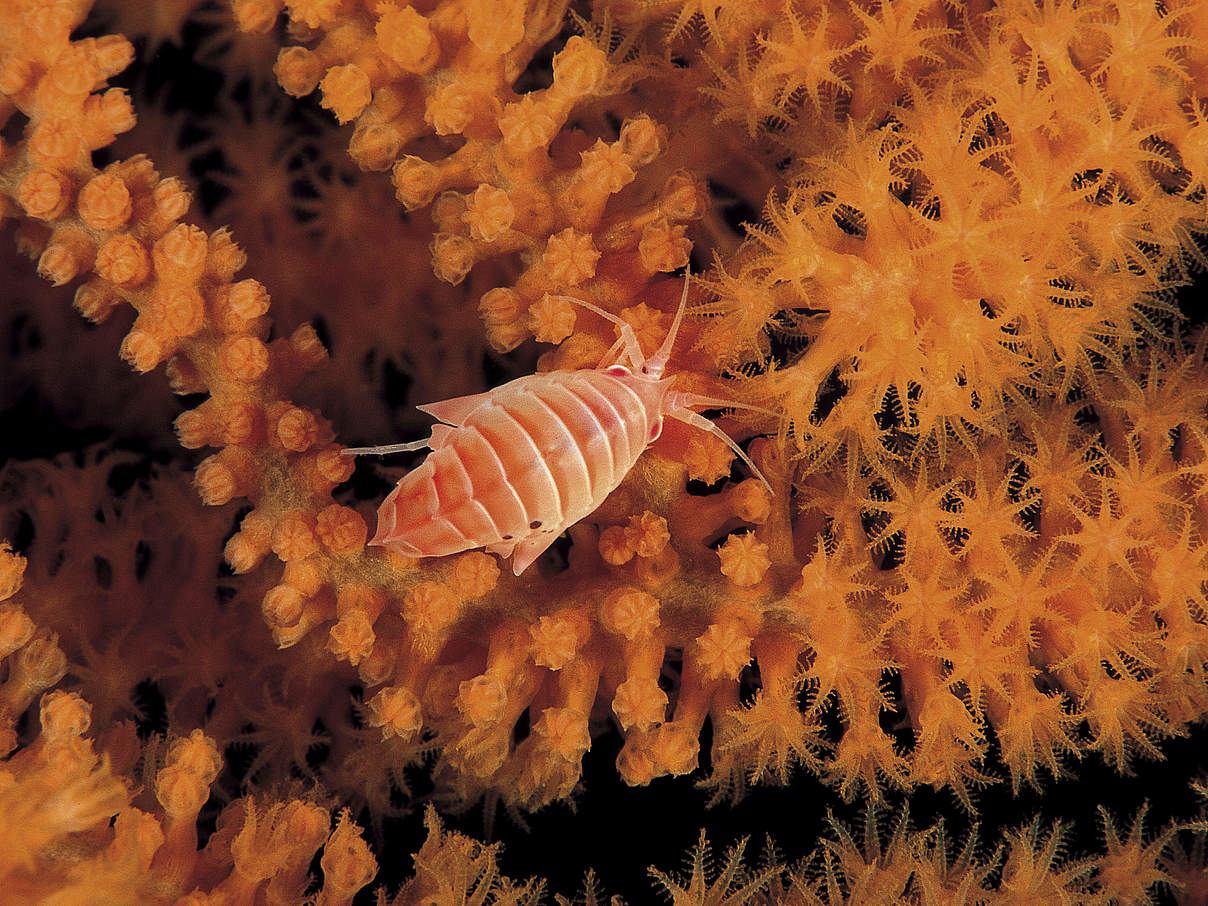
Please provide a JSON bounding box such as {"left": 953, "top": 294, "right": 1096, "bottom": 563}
{"left": 342, "top": 274, "right": 773, "bottom": 575}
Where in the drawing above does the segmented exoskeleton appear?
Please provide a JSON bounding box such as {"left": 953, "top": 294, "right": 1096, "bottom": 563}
{"left": 343, "top": 275, "right": 772, "bottom": 574}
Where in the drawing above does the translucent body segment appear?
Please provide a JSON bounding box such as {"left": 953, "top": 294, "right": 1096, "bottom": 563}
{"left": 498, "top": 386, "right": 592, "bottom": 516}
{"left": 453, "top": 427, "right": 527, "bottom": 537}
{"left": 467, "top": 405, "right": 558, "bottom": 526}
{"left": 564, "top": 372, "right": 642, "bottom": 484}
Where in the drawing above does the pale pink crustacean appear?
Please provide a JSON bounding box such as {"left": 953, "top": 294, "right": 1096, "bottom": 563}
{"left": 343, "top": 278, "right": 771, "bottom": 575}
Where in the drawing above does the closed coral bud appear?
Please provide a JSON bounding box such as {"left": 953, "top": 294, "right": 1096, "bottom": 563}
{"left": 357, "top": 642, "right": 396, "bottom": 687}
{"left": 466, "top": 0, "right": 525, "bottom": 53}
{"left": 28, "top": 120, "right": 78, "bottom": 170}
{"left": 290, "top": 323, "right": 328, "bottom": 371}
{"left": 431, "top": 232, "right": 475, "bottom": 285}
{"left": 425, "top": 81, "right": 476, "bottom": 135}
{"left": 214, "top": 279, "right": 270, "bottom": 332}
{"left": 620, "top": 303, "right": 664, "bottom": 353}
{"left": 478, "top": 286, "right": 523, "bottom": 327}
{"left": 84, "top": 88, "right": 137, "bottom": 147}
{"left": 289, "top": 0, "right": 342, "bottom": 29}
{"left": 376, "top": 4, "right": 438, "bottom": 73}
{"left": 579, "top": 139, "right": 636, "bottom": 194}
{"left": 316, "top": 444, "right": 357, "bottom": 485}
{"left": 0, "top": 52, "right": 32, "bottom": 96}
{"left": 661, "top": 170, "right": 708, "bottom": 221}
{"left": 78, "top": 172, "right": 131, "bottom": 231}
{"left": 367, "top": 685, "right": 422, "bottom": 739}
{"left": 220, "top": 334, "right": 270, "bottom": 382}
{"left": 153, "top": 224, "right": 208, "bottom": 282}
{"left": 156, "top": 764, "right": 210, "bottom": 818}
{"left": 205, "top": 227, "right": 247, "bottom": 281}
{"left": 612, "top": 677, "right": 666, "bottom": 731}
{"left": 73, "top": 281, "right": 122, "bottom": 322}
{"left": 320, "top": 812, "right": 378, "bottom": 902}
{"left": 0, "top": 606, "right": 34, "bottom": 657}
{"left": 320, "top": 64, "right": 372, "bottom": 124}
{"left": 194, "top": 447, "right": 257, "bottom": 505}
{"left": 167, "top": 728, "right": 223, "bottom": 783}
{"left": 225, "top": 510, "right": 274, "bottom": 573}
{"left": 328, "top": 610, "right": 375, "bottom": 665}
{"left": 695, "top": 620, "right": 753, "bottom": 679}
{"left": 717, "top": 533, "right": 771, "bottom": 587}
{"left": 601, "top": 587, "right": 660, "bottom": 640}
{"left": 94, "top": 234, "right": 150, "bottom": 286}
{"left": 534, "top": 707, "right": 590, "bottom": 760}
{"left": 599, "top": 525, "right": 635, "bottom": 565}
{"left": 174, "top": 407, "right": 213, "bottom": 449}
{"left": 401, "top": 581, "right": 460, "bottom": 635}
{"left": 17, "top": 168, "right": 70, "bottom": 220}
{"left": 450, "top": 551, "right": 500, "bottom": 599}
{"left": 119, "top": 327, "right": 164, "bottom": 373}
{"left": 457, "top": 675, "right": 508, "bottom": 727}
{"left": 272, "top": 511, "right": 321, "bottom": 561}
{"left": 275, "top": 405, "right": 320, "bottom": 452}
{"left": 38, "top": 227, "right": 95, "bottom": 286}
{"left": 151, "top": 176, "right": 191, "bottom": 225}
{"left": 683, "top": 431, "right": 733, "bottom": 484}
{"left": 552, "top": 36, "right": 607, "bottom": 97}
{"left": 316, "top": 505, "right": 367, "bottom": 554}
{"left": 542, "top": 228, "right": 599, "bottom": 286}
{"left": 625, "top": 511, "right": 670, "bottom": 558}
{"left": 232, "top": 0, "right": 279, "bottom": 33}
{"left": 263, "top": 584, "right": 305, "bottom": 628}
{"left": 40, "top": 689, "right": 90, "bottom": 740}
{"left": 275, "top": 46, "right": 322, "bottom": 97}
{"left": 650, "top": 723, "right": 698, "bottom": 775}
{"left": 5, "top": 632, "right": 68, "bottom": 711}
{"left": 0, "top": 544, "right": 27, "bottom": 602}
{"left": 149, "top": 282, "right": 205, "bottom": 339}
{"left": 639, "top": 218, "right": 690, "bottom": 273}
{"left": 529, "top": 613, "right": 583, "bottom": 669}
{"left": 617, "top": 736, "right": 658, "bottom": 785}
{"left": 619, "top": 115, "right": 665, "bottom": 166}
{"left": 528, "top": 293, "right": 576, "bottom": 344}
{"left": 284, "top": 558, "right": 327, "bottom": 597}
{"left": 47, "top": 44, "right": 98, "bottom": 101}
{"left": 464, "top": 184, "right": 514, "bottom": 242}
{"left": 220, "top": 402, "right": 265, "bottom": 446}
{"left": 500, "top": 95, "right": 557, "bottom": 153}
{"left": 732, "top": 480, "right": 772, "bottom": 524}
{"left": 86, "top": 33, "right": 136, "bottom": 79}
{"left": 392, "top": 155, "right": 441, "bottom": 210}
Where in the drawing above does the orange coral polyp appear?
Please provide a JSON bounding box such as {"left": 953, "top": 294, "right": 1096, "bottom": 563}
{"left": 94, "top": 234, "right": 151, "bottom": 286}
{"left": 17, "top": 168, "right": 71, "bottom": 220}
{"left": 542, "top": 228, "right": 601, "bottom": 286}
{"left": 601, "top": 587, "right": 660, "bottom": 640}
{"left": 449, "top": 552, "right": 501, "bottom": 599}
{"left": 717, "top": 532, "right": 773, "bottom": 587}
{"left": 219, "top": 334, "right": 270, "bottom": 382}
{"left": 528, "top": 613, "right": 584, "bottom": 670}
{"left": 375, "top": 4, "right": 438, "bottom": 73}
{"left": 401, "top": 581, "right": 461, "bottom": 636}
{"left": 319, "top": 64, "right": 372, "bottom": 124}
{"left": 695, "top": 620, "right": 755, "bottom": 679}
{"left": 77, "top": 172, "right": 132, "bottom": 231}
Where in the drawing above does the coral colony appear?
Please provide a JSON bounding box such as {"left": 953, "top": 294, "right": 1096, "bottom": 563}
{"left": 2, "top": 0, "right": 1208, "bottom": 901}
